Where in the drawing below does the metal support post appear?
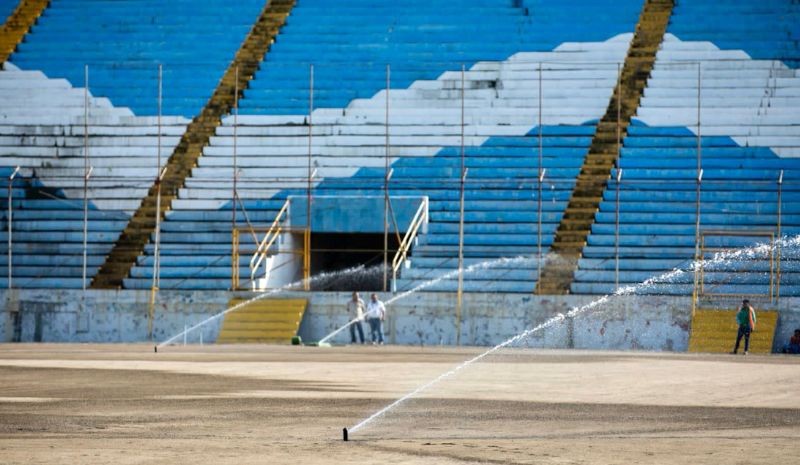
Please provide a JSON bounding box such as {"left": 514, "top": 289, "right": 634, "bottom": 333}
{"left": 537, "top": 62, "right": 543, "bottom": 287}
{"left": 456, "top": 64, "right": 466, "bottom": 345}
{"left": 693, "top": 169, "right": 703, "bottom": 314}
{"left": 615, "top": 61, "right": 622, "bottom": 291}
{"left": 82, "top": 65, "right": 89, "bottom": 290}
{"left": 383, "top": 64, "right": 390, "bottom": 292}
{"left": 697, "top": 62, "right": 702, "bottom": 181}
{"left": 615, "top": 169, "right": 622, "bottom": 290}
{"left": 231, "top": 65, "right": 239, "bottom": 289}
{"left": 617, "top": 62, "right": 621, "bottom": 163}
{"left": 692, "top": 63, "right": 702, "bottom": 314}
{"left": 148, "top": 65, "right": 165, "bottom": 339}
{"left": 7, "top": 166, "right": 20, "bottom": 290}
{"left": 148, "top": 166, "right": 167, "bottom": 339}
{"left": 537, "top": 169, "right": 545, "bottom": 286}
{"left": 82, "top": 166, "right": 93, "bottom": 291}
{"left": 305, "top": 64, "right": 314, "bottom": 291}
{"left": 456, "top": 168, "right": 468, "bottom": 348}
{"left": 776, "top": 170, "right": 783, "bottom": 301}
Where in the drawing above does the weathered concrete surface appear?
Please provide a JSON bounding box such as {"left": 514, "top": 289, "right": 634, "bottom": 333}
{"left": 300, "top": 293, "right": 692, "bottom": 351}
{"left": 1, "top": 289, "right": 798, "bottom": 352}
{"left": 776, "top": 306, "right": 800, "bottom": 353}
{"left": 1, "top": 290, "right": 229, "bottom": 345}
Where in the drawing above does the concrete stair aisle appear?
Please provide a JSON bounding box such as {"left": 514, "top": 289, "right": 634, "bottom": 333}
{"left": 688, "top": 309, "right": 778, "bottom": 354}
{"left": 91, "top": 0, "right": 296, "bottom": 289}
{"left": 216, "top": 298, "right": 307, "bottom": 344}
{"left": 0, "top": 0, "right": 49, "bottom": 64}
{"left": 535, "top": 0, "right": 675, "bottom": 295}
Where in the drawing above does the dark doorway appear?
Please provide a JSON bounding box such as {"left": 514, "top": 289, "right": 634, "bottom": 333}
{"left": 310, "top": 233, "right": 400, "bottom": 291}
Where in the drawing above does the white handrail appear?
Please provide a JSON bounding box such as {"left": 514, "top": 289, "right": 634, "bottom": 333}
{"left": 391, "top": 197, "right": 429, "bottom": 283}
{"left": 250, "top": 199, "right": 291, "bottom": 281}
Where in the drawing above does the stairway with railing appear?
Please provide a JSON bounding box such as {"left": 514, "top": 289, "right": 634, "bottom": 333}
{"left": 123, "top": 0, "right": 645, "bottom": 292}
{"left": 125, "top": 39, "right": 634, "bottom": 291}
{"left": 13, "top": 0, "right": 797, "bottom": 297}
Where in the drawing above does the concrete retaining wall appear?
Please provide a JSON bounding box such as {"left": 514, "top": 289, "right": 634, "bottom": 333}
{"left": 1, "top": 289, "right": 798, "bottom": 352}
{"left": 301, "top": 293, "right": 693, "bottom": 351}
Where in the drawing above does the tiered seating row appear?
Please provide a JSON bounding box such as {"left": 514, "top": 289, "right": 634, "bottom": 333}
{"left": 0, "top": 65, "right": 189, "bottom": 288}
{"left": 125, "top": 35, "right": 634, "bottom": 290}
{"left": 0, "top": 0, "right": 16, "bottom": 24}
{"left": 241, "top": 0, "right": 642, "bottom": 114}
{"left": 668, "top": 0, "right": 800, "bottom": 68}
{"left": 574, "top": 34, "right": 800, "bottom": 296}
{"left": 8, "top": 0, "right": 266, "bottom": 116}
{"left": 0, "top": 168, "right": 125, "bottom": 289}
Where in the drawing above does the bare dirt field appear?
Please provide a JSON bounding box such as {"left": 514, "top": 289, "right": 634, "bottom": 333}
{"left": 0, "top": 343, "right": 798, "bottom": 464}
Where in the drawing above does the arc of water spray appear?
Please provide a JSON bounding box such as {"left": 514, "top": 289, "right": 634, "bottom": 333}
{"left": 156, "top": 264, "right": 372, "bottom": 349}
{"left": 318, "top": 254, "right": 540, "bottom": 345}
{"left": 347, "top": 235, "right": 800, "bottom": 434}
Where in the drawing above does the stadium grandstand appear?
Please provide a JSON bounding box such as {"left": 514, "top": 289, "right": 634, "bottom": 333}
{"left": 0, "top": 0, "right": 798, "bottom": 348}
{"left": 3, "top": 4, "right": 800, "bottom": 462}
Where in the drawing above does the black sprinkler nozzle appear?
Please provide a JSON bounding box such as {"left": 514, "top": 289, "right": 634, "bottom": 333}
{"left": 343, "top": 427, "right": 348, "bottom": 441}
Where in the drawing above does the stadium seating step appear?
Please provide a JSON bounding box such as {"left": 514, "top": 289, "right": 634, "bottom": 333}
{"left": 91, "top": 0, "right": 297, "bottom": 289}
{"left": 688, "top": 309, "right": 778, "bottom": 354}
{"left": 0, "top": 0, "right": 50, "bottom": 63}
{"left": 216, "top": 298, "right": 307, "bottom": 344}
{"left": 536, "top": 0, "right": 675, "bottom": 295}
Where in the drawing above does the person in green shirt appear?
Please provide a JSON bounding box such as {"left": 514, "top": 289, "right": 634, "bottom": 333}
{"left": 732, "top": 299, "right": 756, "bottom": 355}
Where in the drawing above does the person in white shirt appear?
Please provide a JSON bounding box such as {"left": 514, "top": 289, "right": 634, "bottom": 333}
{"left": 346, "top": 291, "right": 366, "bottom": 344}
{"left": 365, "top": 293, "right": 386, "bottom": 345}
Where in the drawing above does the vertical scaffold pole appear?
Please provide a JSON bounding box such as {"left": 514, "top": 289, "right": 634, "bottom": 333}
{"left": 615, "top": 62, "right": 621, "bottom": 290}
{"left": 7, "top": 166, "right": 20, "bottom": 290}
{"left": 776, "top": 170, "right": 783, "bottom": 302}
{"left": 456, "top": 64, "right": 466, "bottom": 346}
{"left": 383, "top": 64, "right": 390, "bottom": 292}
{"left": 615, "top": 169, "right": 622, "bottom": 290}
{"left": 305, "top": 64, "right": 314, "bottom": 290}
{"left": 231, "top": 66, "right": 239, "bottom": 289}
{"left": 149, "top": 64, "right": 164, "bottom": 340}
{"left": 537, "top": 62, "right": 543, "bottom": 289}
{"left": 154, "top": 65, "right": 163, "bottom": 288}
{"left": 692, "top": 63, "right": 702, "bottom": 315}
{"left": 82, "top": 65, "right": 89, "bottom": 291}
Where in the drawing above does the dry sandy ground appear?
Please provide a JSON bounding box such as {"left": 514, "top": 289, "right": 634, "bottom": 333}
{"left": 0, "top": 343, "right": 798, "bottom": 464}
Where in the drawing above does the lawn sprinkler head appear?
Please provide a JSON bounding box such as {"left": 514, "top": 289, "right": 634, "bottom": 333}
{"left": 343, "top": 427, "right": 348, "bottom": 441}
{"left": 304, "top": 341, "right": 331, "bottom": 347}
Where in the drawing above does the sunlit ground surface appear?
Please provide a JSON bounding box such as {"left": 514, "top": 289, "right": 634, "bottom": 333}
{"left": 0, "top": 343, "right": 798, "bottom": 464}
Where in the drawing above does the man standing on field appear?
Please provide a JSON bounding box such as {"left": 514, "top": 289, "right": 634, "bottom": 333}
{"left": 365, "top": 293, "right": 386, "bottom": 345}
{"left": 347, "top": 292, "right": 366, "bottom": 344}
{"left": 732, "top": 299, "right": 756, "bottom": 355}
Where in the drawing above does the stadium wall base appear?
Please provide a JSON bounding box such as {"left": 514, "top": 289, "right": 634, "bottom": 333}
{"left": 1, "top": 290, "right": 798, "bottom": 352}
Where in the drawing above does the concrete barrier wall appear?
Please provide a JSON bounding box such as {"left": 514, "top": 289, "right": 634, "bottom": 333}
{"left": 301, "top": 293, "right": 693, "bottom": 351}
{"left": 0, "top": 289, "right": 229, "bottom": 345}
{"left": 1, "top": 289, "right": 798, "bottom": 352}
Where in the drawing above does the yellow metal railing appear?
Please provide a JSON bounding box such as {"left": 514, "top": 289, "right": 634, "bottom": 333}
{"left": 391, "top": 197, "right": 429, "bottom": 288}
{"left": 250, "top": 199, "right": 291, "bottom": 283}
{"left": 231, "top": 199, "right": 309, "bottom": 290}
